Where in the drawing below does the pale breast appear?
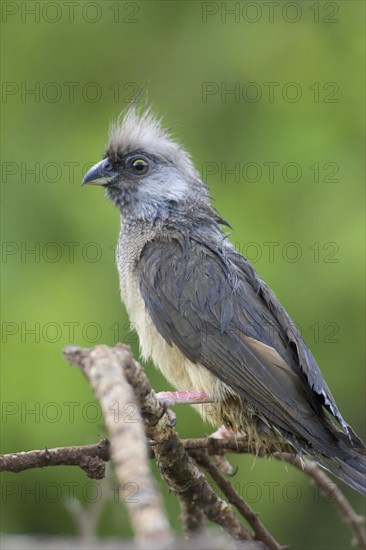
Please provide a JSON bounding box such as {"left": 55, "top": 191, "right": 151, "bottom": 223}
{"left": 116, "top": 232, "right": 235, "bottom": 427}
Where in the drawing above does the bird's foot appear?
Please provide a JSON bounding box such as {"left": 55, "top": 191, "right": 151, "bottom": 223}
{"left": 156, "top": 390, "right": 212, "bottom": 407}
{"left": 164, "top": 408, "right": 177, "bottom": 428}
{"left": 208, "top": 424, "right": 245, "bottom": 476}
{"left": 155, "top": 391, "right": 212, "bottom": 429}
{"left": 214, "top": 454, "right": 238, "bottom": 476}
{"left": 209, "top": 425, "right": 236, "bottom": 439}
{"left": 155, "top": 400, "right": 177, "bottom": 428}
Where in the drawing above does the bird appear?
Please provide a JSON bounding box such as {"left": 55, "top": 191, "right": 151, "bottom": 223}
{"left": 82, "top": 104, "right": 366, "bottom": 496}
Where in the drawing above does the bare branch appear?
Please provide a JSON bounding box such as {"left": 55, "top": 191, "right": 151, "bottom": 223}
{"left": 0, "top": 440, "right": 110, "bottom": 479}
{"left": 182, "top": 436, "right": 282, "bottom": 455}
{"left": 152, "top": 429, "right": 253, "bottom": 542}
{"left": 0, "top": 534, "right": 263, "bottom": 550}
{"left": 63, "top": 344, "right": 172, "bottom": 546}
{"left": 275, "top": 453, "right": 366, "bottom": 550}
{"left": 182, "top": 438, "right": 366, "bottom": 549}
{"left": 194, "top": 450, "right": 286, "bottom": 550}
{"left": 179, "top": 497, "right": 207, "bottom": 538}
{"left": 2, "top": 344, "right": 365, "bottom": 550}
{"left": 111, "top": 345, "right": 254, "bottom": 542}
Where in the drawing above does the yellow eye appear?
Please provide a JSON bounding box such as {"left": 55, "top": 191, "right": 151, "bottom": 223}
{"left": 131, "top": 158, "right": 149, "bottom": 175}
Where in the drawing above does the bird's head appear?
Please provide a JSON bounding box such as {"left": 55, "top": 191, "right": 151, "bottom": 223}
{"left": 82, "top": 106, "right": 212, "bottom": 224}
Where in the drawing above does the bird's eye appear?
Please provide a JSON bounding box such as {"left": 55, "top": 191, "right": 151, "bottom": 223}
{"left": 103, "top": 159, "right": 114, "bottom": 172}
{"left": 131, "top": 158, "right": 149, "bottom": 175}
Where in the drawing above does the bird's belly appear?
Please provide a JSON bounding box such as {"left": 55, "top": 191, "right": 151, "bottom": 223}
{"left": 119, "top": 265, "right": 233, "bottom": 424}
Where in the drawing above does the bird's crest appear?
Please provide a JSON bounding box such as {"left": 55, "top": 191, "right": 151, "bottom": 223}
{"left": 107, "top": 104, "right": 188, "bottom": 166}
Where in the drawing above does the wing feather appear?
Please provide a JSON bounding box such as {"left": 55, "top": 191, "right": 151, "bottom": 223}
{"left": 138, "top": 235, "right": 349, "bottom": 446}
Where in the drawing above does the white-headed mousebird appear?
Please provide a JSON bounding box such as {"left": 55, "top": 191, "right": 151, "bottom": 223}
{"left": 83, "top": 106, "right": 366, "bottom": 495}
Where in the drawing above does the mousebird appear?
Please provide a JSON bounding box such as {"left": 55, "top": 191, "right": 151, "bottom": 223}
{"left": 82, "top": 106, "right": 366, "bottom": 495}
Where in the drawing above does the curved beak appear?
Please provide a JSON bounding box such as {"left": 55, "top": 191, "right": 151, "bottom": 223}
{"left": 82, "top": 160, "right": 118, "bottom": 186}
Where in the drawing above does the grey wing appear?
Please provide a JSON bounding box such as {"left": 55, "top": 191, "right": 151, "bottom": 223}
{"left": 138, "top": 236, "right": 349, "bottom": 448}
{"left": 228, "top": 249, "right": 352, "bottom": 436}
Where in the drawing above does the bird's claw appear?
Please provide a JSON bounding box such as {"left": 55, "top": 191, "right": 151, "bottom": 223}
{"left": 208, "top": 424, "right": 244, "bottom": 476}
{"left": 156, "top": 389, "right": 212, "bottom": 429}
{"left": 157, "top": 399, "right": 177, "bottom": 427}
{"left": 165, "top": 408, "right": 177, "bottom": 427}
{"left": 214, "top": 455, "right": 238, "bottom": 477}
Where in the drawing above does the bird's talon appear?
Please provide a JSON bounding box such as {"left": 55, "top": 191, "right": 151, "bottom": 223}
{"left": 157, "top": 400, "right": 177, "bottom": 427}
{"left": 165, "top": 408, "right": 177, "bottom": 427}
{"left": 228, "top": 464, "right": 239, "bottom": 477}
{"left": 160, "top": 398, "right": 173, "bottom": 409}
{"left": 214, "top": 454, "right": 236, "bottom": 476}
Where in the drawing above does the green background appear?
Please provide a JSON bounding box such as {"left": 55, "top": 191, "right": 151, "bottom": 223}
{"left": 1, "top": 1, "right": 365, "bottom": 548}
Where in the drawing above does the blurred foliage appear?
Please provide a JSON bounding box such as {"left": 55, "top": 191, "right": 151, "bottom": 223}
{"left": 1, "top": 1, "right": 365, "bottom": 548}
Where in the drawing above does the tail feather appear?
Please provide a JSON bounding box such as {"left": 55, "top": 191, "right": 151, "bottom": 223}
{"left": 306, "top": 429, "right": 366, "bottom": 496}
{"left": 316, "top": 452, "right": 366, "bottom": 496}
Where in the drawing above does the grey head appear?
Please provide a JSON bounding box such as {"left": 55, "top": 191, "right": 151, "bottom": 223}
{"left": 82, "top": 106, "right": 222, "bottom": 229}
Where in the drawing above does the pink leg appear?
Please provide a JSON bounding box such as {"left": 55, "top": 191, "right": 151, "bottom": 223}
{"left": 209, "top": 424, "right": 235, "bottom": 439}
{"left": 209, "top": 425, "right": 247, "bottom": 440}
{"left": 156, "top": 390, "right": 212, "bottom": 407}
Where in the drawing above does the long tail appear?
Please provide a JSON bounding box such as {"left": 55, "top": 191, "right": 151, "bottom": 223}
{"left": 304, "top": 428, "right": 366, "bottom": 496}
